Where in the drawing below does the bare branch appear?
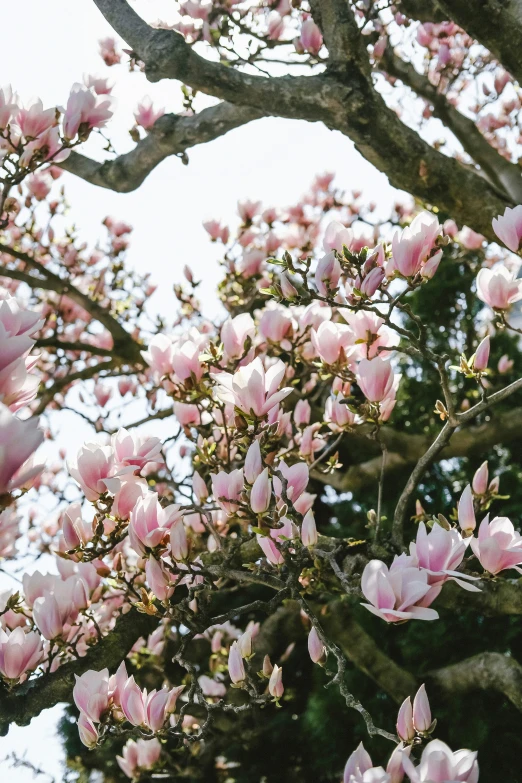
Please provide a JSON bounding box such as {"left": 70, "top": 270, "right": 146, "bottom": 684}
{"left": 61, "top": 103, "right": 263, "bottom": 193}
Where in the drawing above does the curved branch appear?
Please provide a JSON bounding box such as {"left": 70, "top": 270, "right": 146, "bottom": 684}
{"left": 313, "top": 405, "right": 522, "bottom": 494}
{"left": 379, "top": 47, "right": 522, "bottom": 203}
{"left": 0, "top": 609, "right": 158, "bottom": 736}
{"left": 0, "top": 244, "right": 142, "bottom": 362}
{"left": 61, "top": 103, "right": 263, "bottom": 193}
{"left": 429, "top": 651, "right": 522, "bottom": 713}
{"left": 86, "top": 0, "right": 512, "bottom": 238}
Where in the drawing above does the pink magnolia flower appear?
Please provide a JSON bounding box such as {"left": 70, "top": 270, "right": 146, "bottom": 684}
{"left": 145, "top": 685, "right": 184, "bottom": 731}
{"left": 0, "top": 508, "right": 20, "bottom": 558}
{"left": 476, "top": 265, "right": 522, "bottom": 310}
{"left": 129, "top": 494, "right": 183, "bottom": 555}
{"left": 0, "top": 291, "right": 44, "bottom": 338}
{"left": 294, "top": 399, "right": 311, "bottom": 427}
{"left": 228, "top": 640, "right": 246, "bottom": 684}
{"left": 273, "top": 460, "right": 309, "bottom": 502}
{"left": 83, "top": 74, "right": 113, "bottom": 95}
{"left": 299, "top": 19, "right": 323, "bottom": 55}
{"left": 361, "top": 560, "right": 439, "bottom": 623}
{"left": 77, "top": 713, "right": 99, "bottom": 748}
{"left": 170, "top": 519, "right": 189, "bottom": 561}
{"left": 73, "top": 668, "right": 110, "bottom": 723}
{"left": 173, "top": 401, "right": 201, "bottom": 426}
{"left": 339, "top": 310, "right": 399, "bottom": 360}
{"left": 117, "top": 738, "right": 162, "bottom": 779}
{"left": 121, "top": 675, "right": 147, "bottom": 726}
{"left": 62, "top": 502, "right": 94, "bottom": 550}
{"left": 171, "top": 339, "right": 205, "bottom": 382}
{"left": 357, "top": 358, "right": 398, "bottom": 403}
{"left": 63, "top": 84, "right": 113, "bottom": 140}
{"left": 198, "top": 674, "right": 226, "bottom": 698}
{"left": 16, "top": 99, "right": 56, "bottom": 139}
{"left": 19, "top": 126, "right": 70, "bottom": 168}
{"left": 311, "top": 321, "right": 354, "bottom": 365}
{"left": 315, "top": 251, "right": 342, "bottom": 296}
{"left": 104, "top": 475, "right": 149, "bottom": 520}
{"left": 498, "top": 354, "right": 514, "bottom": 373}
{"left": 409, "top": 522, "right": 479, "bottom": 591}
{"left": 250, "top": 468, "right": 271, "bottom": 514}
{"left": 0, "top": 627, "right": 43, "bottom": 681}
{"left": 146, "top": 556, "right": 178, "bottom": 600}
{"left": 141, "top": 334, "right": 175, "bottom": 376}
{"left": 211, "top": 468, "right": 244, "bottom": 515}
{"left": 238, "top": 199, "right": 261, "bottom": 223}
{"left": 203, "top": 219, "right": 229, "bottom": 243}
{"left": 213, "top": 357, "right": 292, "bottom": 418}
{"left": 344, "top": 743, "right": 389, "bottom": 783}
{"left": 111, "top": 428, "right": 162, "bottom": 471}
{"left": 492, "top": 205, "right": 522, "bottom": 252}
{"left": 325, "top": 393, "right": 357, "bottom": 430}
{"left": 323, "top": 221, "right": 354, "bottom": 254}
{"left": 470, "top": 515, "right": 522, "bottom": 574}
{"left": 67, "top": 442, "right": 113, "bottom": 501}
{"left": 259, "top": 304, "right": 294, "bottom": 345}
{"left": 134, "top": 97, "right": 165, "bottom": 130}
{"left": 402, "top": 740, "right": 478, "bottom": 783}
{"left": 458, "top": 226, "right": 485, "bottom": 250}
{"left": 0, "top": 404, "right": 44, "bottom": 495}
{"left": 193, "top": 470, "right": 209, "bottom": 502}
{"left": 99, "top": 37, "right": 121, "bottom": 66}
{"left": 0, "top": 85, "right": 18, "bottom": 129}
{"left": 221, "top": 312, "right": 255, "bottom": 361}
{"left": 391, "top": 211, "right": 441, "bottom": 278}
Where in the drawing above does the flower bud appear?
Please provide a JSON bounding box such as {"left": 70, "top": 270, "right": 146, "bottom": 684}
{"left": 472, "top": 461, "right": 489, "bottom": 495}
{"left": 250, "top": 468, "right": 271, "bottom": 514}
{"left": 301, "top": 510, "right": 318, "bottom": 547}
{"left": 412, "top": 684, "right": 432, "bottom": 733}
{"left": 307, "top": 626, "right": 326, "bottom": 664}
{"left": 244, "top": 441, "right": 263, "bottom": 484}
{"left": 458, "top": 485, "right": 476, "bottom": 533}
{"left": 268, "top": 664, "right": 284, "bottom": 699}
{"left": 170, "top": 522, "right": 189, "bottom": 561}
{"left": 473, "top": 335, "right": 490, "bottom": 371}
{"left": 396, "top": 696, "right": 415, "bottom": 742}
{"left": 228, "top": 641, "right": 246, "bottom": 684}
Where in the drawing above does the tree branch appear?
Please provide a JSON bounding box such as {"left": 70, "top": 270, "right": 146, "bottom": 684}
{"left": 84, "top": 0, "right": 513, "bottom": 238}
{"left": 60, "top": 103, "right": 263, "bottom": 193}
{"left": 429, "top": 651, "right": 522, "bottom": 713}
{"left": 379, "top": 47, "right": 522, "bottom": 203}
{"left": 0, "top": 244, "right": 143, "bottom": 362}
{"left": 0, "top": 609, "right": 158, "bottom": 735}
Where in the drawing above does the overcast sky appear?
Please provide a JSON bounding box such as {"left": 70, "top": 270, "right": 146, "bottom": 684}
{"left": 0, "top": 2, "right": 402, "bottom": 779}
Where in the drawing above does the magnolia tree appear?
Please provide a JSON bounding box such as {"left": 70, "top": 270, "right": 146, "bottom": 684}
{"left": 3, "top": 1, "right": 522, "bottom": 782}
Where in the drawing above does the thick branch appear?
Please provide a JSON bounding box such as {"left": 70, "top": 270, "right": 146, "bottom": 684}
{"left": 429, "top": 651, "right": 522, "bottom": 713}
{"left": 379, "top": 48, "right": 522, "bottom": 202}
{"left": 0, "top": 609, "right": 158, "bottom": 735}
{"left": 86, "top": 0, "right": 512, "bottom": 238}
{"left": 61, "top": 103, "right": 263, "bottom": 193}
{"left": 321, "top": 600, "right": 417, "bottom": 703}
{"left": 313, "top": 405, "right": 522, "bottom": 494}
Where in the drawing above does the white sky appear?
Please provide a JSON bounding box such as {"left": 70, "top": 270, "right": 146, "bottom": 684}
{"left": 1, "top": 1, "right": 401, "bottom": 780}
